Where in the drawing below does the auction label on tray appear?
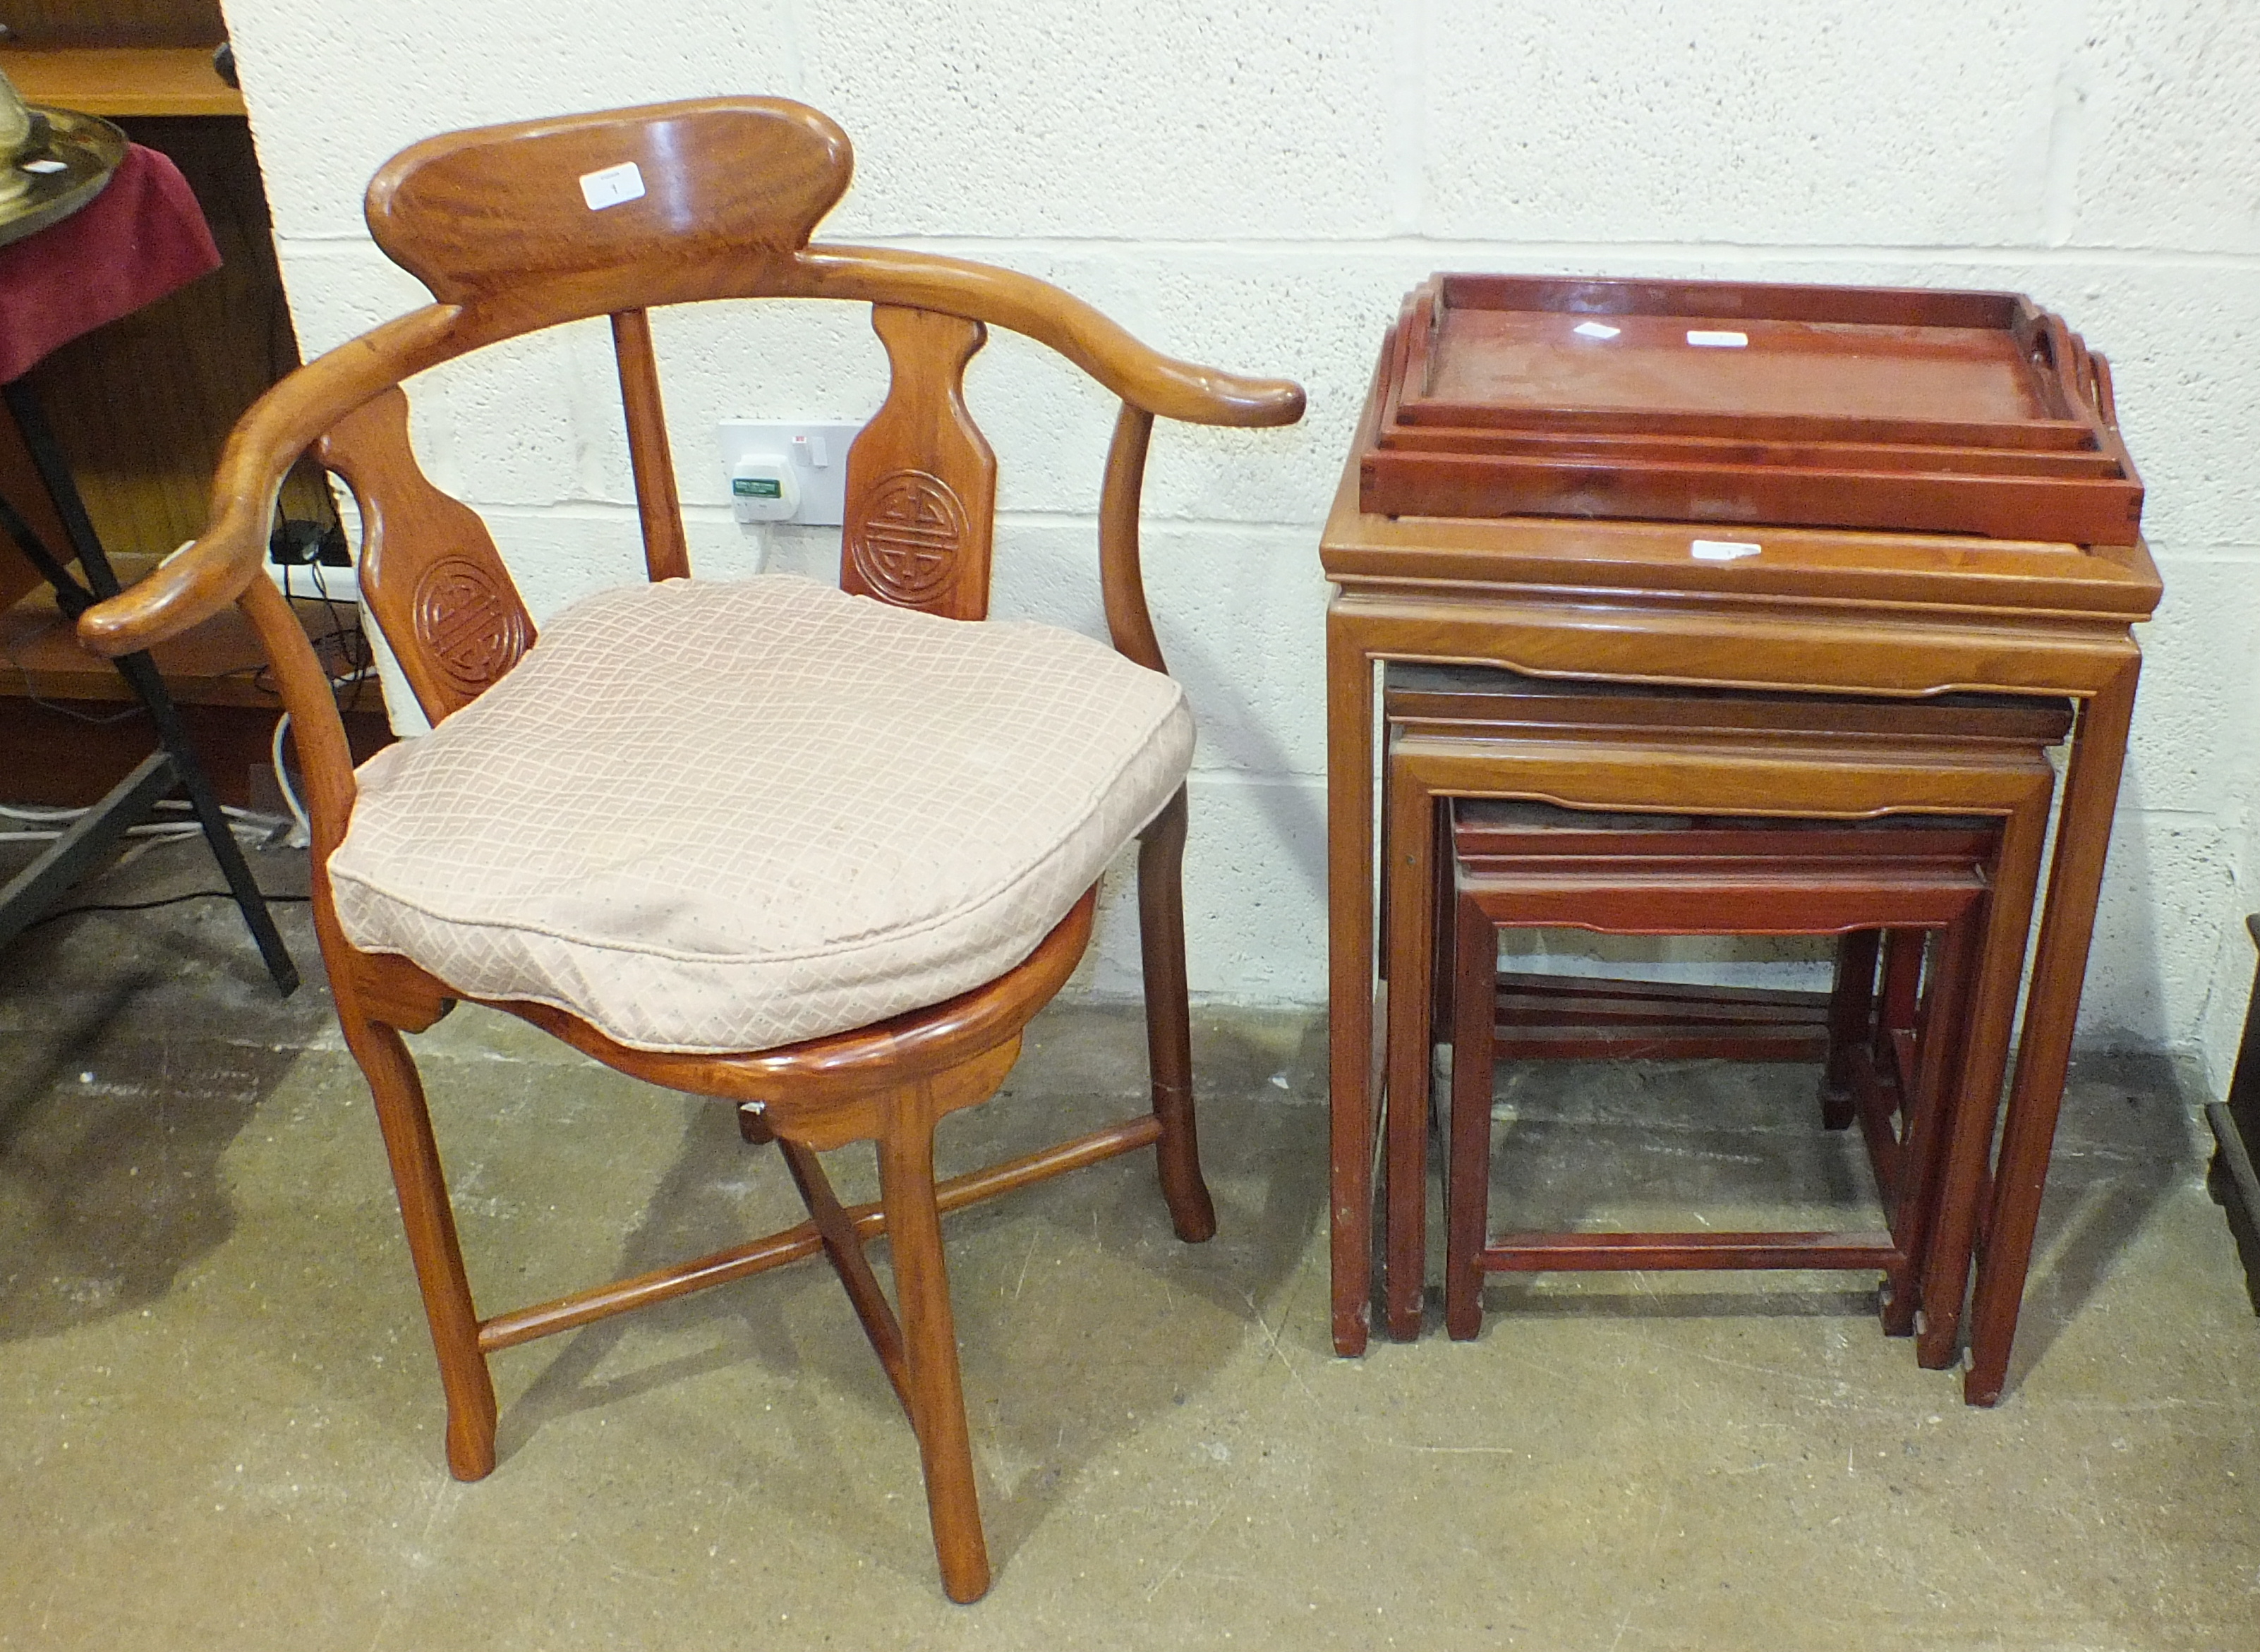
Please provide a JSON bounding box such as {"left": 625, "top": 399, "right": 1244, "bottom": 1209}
{"left": 1690, "top": 540, "right": 1763, "bottom": 560}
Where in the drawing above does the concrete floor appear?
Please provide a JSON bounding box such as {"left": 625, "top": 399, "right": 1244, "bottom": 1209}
{"left": 4, "top": 832, "right": 2259, "bottom": 1649}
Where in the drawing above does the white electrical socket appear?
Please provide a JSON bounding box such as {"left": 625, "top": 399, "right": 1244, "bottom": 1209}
{"left": 715, "top": 420, "right": 864, "bottom": 527}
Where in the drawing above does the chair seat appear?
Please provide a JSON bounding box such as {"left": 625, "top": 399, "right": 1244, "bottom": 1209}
{"left": 329, "top": 574, "right": 1195, "bottom": 1054}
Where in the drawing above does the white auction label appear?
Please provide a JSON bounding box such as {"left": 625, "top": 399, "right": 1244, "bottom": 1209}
{"left": 1572, "top": 320, "right": 1621, "bottom": 339}
{"left": 1690, "top": 539, "right": 1763, "bottom": 561}
{"left": 578, "top": 162, "right": 646, "bottom": 211}
{"left": 1686, "top": 329, "right": 1748, "bottom": 348}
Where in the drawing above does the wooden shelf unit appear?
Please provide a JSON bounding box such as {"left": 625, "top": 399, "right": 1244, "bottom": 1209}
{"left": 0, "top": 557, "right": 390, "bottom": 809}
{"left": 0, "top": 44, "right": 244, "bottom": 116}
{"left": 2, "top": 6, "right": 363, "bottom": 807}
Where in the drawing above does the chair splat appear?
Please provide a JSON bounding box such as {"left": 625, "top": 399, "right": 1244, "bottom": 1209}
{"left": 316, "top": 387, "right": 534, "bottom": 722}
{"left": 841, "top": 305, "right": 996, "bottom": 620}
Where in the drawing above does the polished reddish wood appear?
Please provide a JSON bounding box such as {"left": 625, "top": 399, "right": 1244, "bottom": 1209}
{"left": 1372, "top": 664, "right": 2074, "bottom": 1344}
{"left": 1362, "top": 274, "right": 2144, "bottom": 544}
{"left": 1098, "top": 405, "right": 1168, "bottom": 672}
{"left": 1387, "top": 661, "right": 2077, "bottom": 747}
{"left": 1491, "top": 971, "right": 1834, "bottom": 1063}
{"left": 1950, "top": 664, "right": 2138, "bottom": 1400}
{"left": 1324, "top": 303, "right": 2153, "bottom": 1395}
{"left": 1388, "top": 663, "right": 2069, "bottom": 1073}
{"left": 1820, "top": 930, "right": 1884, "bottom": 1129}
{"left": 1379, "top": 727, "right": 2059, "bottom": 1344}
{"left": 77, "top": 100, "right": 1301, "bottom": 660}
{"left": 1825, "top": 927, "right": 1957, "bottom": 1227}
{"left": 75, "top": 97, "right": 1301, "bottom": 1604}
{"left": 1438, "top": 799, "right": 1993, "bottom": 1342}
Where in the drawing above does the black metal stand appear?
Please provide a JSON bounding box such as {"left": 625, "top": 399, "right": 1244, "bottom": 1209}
{"left": 2207, "top": 913, "right": 2260, "bottom": 1314}
{"left": 0, "top": 377, "right": 297, "bottom": 992}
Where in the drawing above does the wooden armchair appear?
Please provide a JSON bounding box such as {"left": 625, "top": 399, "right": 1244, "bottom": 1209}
{"left": 77, "top": 97, "right": 1303, "bottom": 1603}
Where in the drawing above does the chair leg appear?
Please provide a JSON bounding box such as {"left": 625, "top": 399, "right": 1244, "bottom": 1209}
{"left": 775, "top": 1137, "right": 913, "bottom": 1416}
{"left": 876, "top": 1091, "right": 991, "bottom": 1603}
{"left": 1137, "top": 789, "right": 1216, "bottom": 1244}
{"left": 341, "top": 1016, "right": 498, "bottom": 1481}
{"left": 1428, "top": 795, "right": 1456, "bottom": 1055}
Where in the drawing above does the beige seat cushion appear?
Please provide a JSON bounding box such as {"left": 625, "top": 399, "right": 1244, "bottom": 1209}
{"left": 329, "top": 575, "right": 1194, "bottom": 1054}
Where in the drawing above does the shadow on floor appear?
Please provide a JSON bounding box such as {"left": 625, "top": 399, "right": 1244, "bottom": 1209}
{"left": 0, "top": 830, "right": 327, "bottom": 1342}
{"left": 1995, "top": 1049, "right": 2207, "bottom": 1392}
{"left": 478, "top": 1003, "right": 1333, "bottom": 1574}
{"left": 0, "top": 967, "right": 302, "bottom": 1341}
{"left": 1447, "top": 1050, "right": 2206, "bottom": 1395}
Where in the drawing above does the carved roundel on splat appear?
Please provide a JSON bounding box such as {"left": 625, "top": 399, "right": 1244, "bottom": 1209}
{"left": 412, "top": 555, "right": 528, "bottom": 692}
{"left": 847, "top": 469, "right": 969, "bottom": 605}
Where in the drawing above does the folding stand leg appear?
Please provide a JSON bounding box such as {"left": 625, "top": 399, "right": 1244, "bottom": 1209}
{"left": 0, "top": 380, "right": 297, "bottom": 992}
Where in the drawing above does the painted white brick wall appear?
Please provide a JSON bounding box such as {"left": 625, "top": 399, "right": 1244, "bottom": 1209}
{"left": 219, "top": 0, "right": 2260, "bottom": 1080}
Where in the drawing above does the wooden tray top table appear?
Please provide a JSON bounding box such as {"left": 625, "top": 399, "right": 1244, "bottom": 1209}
{"left": 1364, "top": 274, "right": 2143, "bottom": 545}
{"left": 1322, "top": 365, "right": 2161, "bottom": 1405}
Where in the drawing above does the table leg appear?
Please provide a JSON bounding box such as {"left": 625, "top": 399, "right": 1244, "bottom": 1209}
{"left": 0, "top": 379, "right": 299, "bottom": 993}
{"left": 1382, "top": 756, "right": 1438, "bottom": 1339}
{"left": 1820, "top": 930, "right": 1880, "bottom": 1130}
{"left": 1958, "top": 660, "right": 2139, "bottom": 1404}
{"left": 1912, "top": 780, "right": 2056, "bottom": 1373}
{"left": 1444, "top": 882, "right": 1497, "bottom": 1340}
{"left": 1327, "top": 623, "right": 1377, "bottom": 1354}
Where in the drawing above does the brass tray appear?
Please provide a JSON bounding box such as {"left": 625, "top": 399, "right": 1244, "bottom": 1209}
{"left": 0, "top": 107, "right": 127, "bottom": 250}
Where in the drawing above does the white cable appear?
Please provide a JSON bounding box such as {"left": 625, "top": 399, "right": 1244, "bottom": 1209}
{"left": 112, "top": 821, "right": 270, "bottom": 866}
{"left": 152, "top": 798, "right": 277, "bottom": 822}
{"left": 110, "top": 832, "right": 181, "bottom": 869}
{"left": 0, "top": 828, "right": 204, "bottom": 842}
{"left": 0, "top": 821, "right": 271, "bottom": 844}
{"left": 272, "top": 712, "right": 312, "bottom": 849}
{"left": 7, "top": 799, "right": 278, "bottom": 825}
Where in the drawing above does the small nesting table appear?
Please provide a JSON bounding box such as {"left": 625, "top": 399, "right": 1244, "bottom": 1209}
{"left": 1322, "top": 301, "right": 2161, "bottom": 1404}
{"left": 1377, "top": 672, "right": 2074, "bottom": 1359}
{"left": 1437, "top": 800, "right": 2006, "bottom": 1342}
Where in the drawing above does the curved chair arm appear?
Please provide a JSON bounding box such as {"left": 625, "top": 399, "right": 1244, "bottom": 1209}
{"left": 78, "top": 243, "right": 1301, "bottom": 662}
{"left": 794, "top": 246, "right": 1304, "bottom": 430}
{"left": 74, "top": 305, "right": 462, "bottom": 660}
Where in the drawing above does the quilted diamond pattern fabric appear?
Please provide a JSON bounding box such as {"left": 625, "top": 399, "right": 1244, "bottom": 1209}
{"left": 328, "top": 575, "right": 1194, "bottom": 1054}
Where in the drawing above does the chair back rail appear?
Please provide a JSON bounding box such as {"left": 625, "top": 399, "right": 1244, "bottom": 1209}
{"left": 76, "top": 247, "right": 1298, "bottom": 668}
{"left": 365, "top": 99, "right": 855, "bottom": 304}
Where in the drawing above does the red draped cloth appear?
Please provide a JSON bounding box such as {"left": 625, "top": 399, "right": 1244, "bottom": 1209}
{"left": 0, "top": 142, "right": 221, "bottom": 383}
